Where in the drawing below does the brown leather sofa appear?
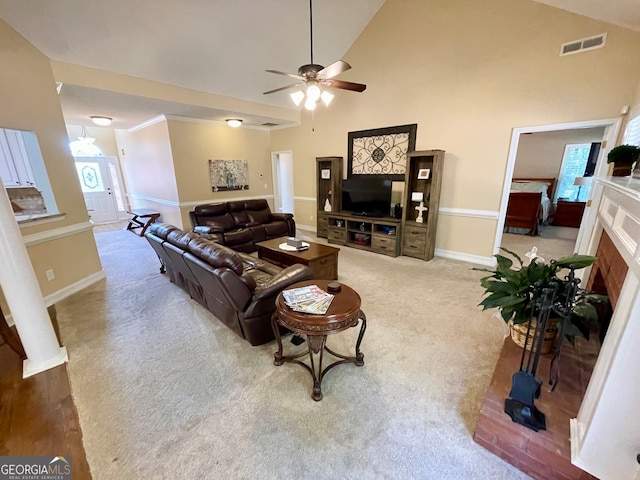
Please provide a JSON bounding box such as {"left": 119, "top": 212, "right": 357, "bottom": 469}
{"left": 145, "top": 223, "right": 314, "bottom": 346}
{"left": 188, "top": 199, "right": 295, "bottom": 253}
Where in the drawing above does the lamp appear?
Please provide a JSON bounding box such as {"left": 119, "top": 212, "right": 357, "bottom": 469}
{"left": 226, "top": 119, "right": 243, "bottom": 128}
{"left": 90, "top": 116, "right": 112, "bottom": 126}
{"left": 78, "top": 126, "right": 95, "bottom": 144}
{"left": 290, "top": 85, "right": 334, "bottom": 111}
{"left": 573, "top": 176, "right": 591, "bottom": 201}
{"left": 69, "top": 126, "right": 102, "bottom": 157}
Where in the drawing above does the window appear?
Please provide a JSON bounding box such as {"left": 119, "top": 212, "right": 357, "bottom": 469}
{"left": 554, "top": 143, "right": 591, "bottom": 203}
{"left": 623, "top": 114, "right": 640, "bottom": 146}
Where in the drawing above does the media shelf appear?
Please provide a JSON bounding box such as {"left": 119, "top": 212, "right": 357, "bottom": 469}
{"left": 327, "top": 212, "right": 401, "bottom": 257}
{"left": 401, "top": 150, "right": 445, "bottom": 261}
{"left": 316, "top": 156, "right": 343, "bottom": 238}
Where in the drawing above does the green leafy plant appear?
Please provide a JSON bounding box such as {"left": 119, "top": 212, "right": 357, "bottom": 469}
{"left": 474, "top": 248, "right": 607, "bottom": 345}
{"left": 606, "top": 144, "right": 640, "bottom": 165}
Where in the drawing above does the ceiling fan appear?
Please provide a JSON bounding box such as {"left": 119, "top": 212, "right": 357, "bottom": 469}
{"left": 263, "top": 0, "right": 367, "bottom": 110}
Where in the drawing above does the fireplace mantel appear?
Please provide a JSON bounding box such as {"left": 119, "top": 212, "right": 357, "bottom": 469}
{"left": 572, "top": 176, "right": 640, "bottom": 480}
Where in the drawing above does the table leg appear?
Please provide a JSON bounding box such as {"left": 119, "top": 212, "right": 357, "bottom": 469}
{"left": 308, "top": 335, "right": 327, "bottom": 401}
{"left": 271, "top": 313, "right": 284, "bottom": 366}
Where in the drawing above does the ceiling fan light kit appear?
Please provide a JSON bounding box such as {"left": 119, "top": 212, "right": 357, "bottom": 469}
{"left": 90, "top": 115, "right": 112, "bottom": 126}
{"left": 225, "top": 119, "right": 243, "bottom": 128}
{"left": 264, "top": 0, "right": 366, "bottom": 110}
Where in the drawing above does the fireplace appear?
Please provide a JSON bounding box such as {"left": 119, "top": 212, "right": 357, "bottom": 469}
{"left": 475, "top": 177, "right": 640, "bottom": 480}
{"left": 569, "top": 177, "right": 640, "bottom": 480}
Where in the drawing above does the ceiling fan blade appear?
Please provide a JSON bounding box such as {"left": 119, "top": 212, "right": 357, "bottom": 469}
{"left": 265, "top": 69, "right": 305, "bottom": 80}
{"left": 318, "top": 60, "right": 351, "bottom": 80}
{"left": 263, "top": 83, "right": 303, "bottom": 95}
{"left": 324, "top": 79, "right": 367, "bottom": 92}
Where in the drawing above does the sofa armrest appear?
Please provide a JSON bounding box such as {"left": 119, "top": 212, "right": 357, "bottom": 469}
{"left": 271, "top": 213, "right": 293, "bottom": 222}
{"left": 194, "top": 225, "right": 224, "bottom": 234}
{"left": 252, "top": 264, "right": 314, "bottom": 301}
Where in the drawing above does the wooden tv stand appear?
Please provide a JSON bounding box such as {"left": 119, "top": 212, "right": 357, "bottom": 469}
{"left": 326, "top": 212, "right": 401, "bottom": 257}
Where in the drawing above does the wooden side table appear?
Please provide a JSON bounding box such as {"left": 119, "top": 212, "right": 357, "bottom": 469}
{"left": 271, "top": 280, "right": 366, "bottom": 401}
{"left": 126, "top": 209, "right": 161, "bottom": 236}
{"left": 552, "top": 200, "right": 586, "bottom": 228}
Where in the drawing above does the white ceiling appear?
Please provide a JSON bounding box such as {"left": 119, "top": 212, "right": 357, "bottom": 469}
{"left": 0, "top": 0, "right": 639, "bottom": 130}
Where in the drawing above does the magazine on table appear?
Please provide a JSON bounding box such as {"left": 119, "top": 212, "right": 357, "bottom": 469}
{"left": 282, "top": 285, "right": 334, "bottom": 314}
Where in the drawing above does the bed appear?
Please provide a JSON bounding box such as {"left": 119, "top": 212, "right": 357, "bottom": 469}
{"left": 504, "top": 177, "right": 555, "bottom": 236}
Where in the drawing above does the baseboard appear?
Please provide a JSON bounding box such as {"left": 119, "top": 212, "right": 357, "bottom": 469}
{"left": 434, "top": 248, "right": 494, "bottom": 266}
{"left": 6, "top": 270, "right": 106, "bottom": 327}
{"left": 296, "top": 223, "right": 316, "bottom": 233}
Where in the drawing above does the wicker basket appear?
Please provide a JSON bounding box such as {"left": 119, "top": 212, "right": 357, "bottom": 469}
{"left": 510, "top": 318, "right": 558, "bottom": 354}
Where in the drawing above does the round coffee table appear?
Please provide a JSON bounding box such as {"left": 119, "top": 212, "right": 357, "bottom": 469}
{"left": 271, "top": 280, "right": 366, "bottom": 401}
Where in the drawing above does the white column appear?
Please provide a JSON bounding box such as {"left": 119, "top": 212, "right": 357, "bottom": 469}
{"left": 0, "top": 187, "right": 67, "bottom": 378}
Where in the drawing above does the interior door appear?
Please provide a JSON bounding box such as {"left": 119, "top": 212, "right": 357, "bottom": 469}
{"left": 272, "top": 151, "right": 294, "bottom": 213}
{"left": 74, "top": 156, "right": 119, "bottom": 223}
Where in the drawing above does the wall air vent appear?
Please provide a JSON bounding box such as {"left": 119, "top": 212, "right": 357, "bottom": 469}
{"left": 560, "top": 33, "right": 606, "bottom": 56}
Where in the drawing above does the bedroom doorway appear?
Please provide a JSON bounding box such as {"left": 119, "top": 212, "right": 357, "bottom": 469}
{"left": 494, "top": 118, "right": 621, "bottom": 258}
{"left": 271, "top": 151, "right": 294, "bottom": 214}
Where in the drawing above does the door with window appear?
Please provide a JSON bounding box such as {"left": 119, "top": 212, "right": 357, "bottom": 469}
{"left": 74, "top": 156, "right": 126, "bottom": 223}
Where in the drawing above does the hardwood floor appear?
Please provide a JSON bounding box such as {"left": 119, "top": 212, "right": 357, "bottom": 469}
{"left": 0, "top": 325, "right": 92, "bottom": 479}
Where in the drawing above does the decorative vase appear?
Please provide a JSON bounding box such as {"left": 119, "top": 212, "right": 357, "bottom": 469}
{"left": 510, "top": 318, "right": 558, "bottom": 354}
{"left": 324, "top": 198, "right": 332, "bottom": 212}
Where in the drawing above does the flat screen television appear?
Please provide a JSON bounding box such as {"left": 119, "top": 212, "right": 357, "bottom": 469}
{"left": 341, "top": 178, "right": 392, "bottom": 217}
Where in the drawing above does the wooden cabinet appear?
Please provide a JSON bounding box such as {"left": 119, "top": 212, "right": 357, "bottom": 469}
{"left": 552, "top": 200, "right": 586, "bottom": 228}
{"left": 326, "top": 213, "right": 401, "bottom": 257}
{"left": 316, "top": 157, "right": 343, "bottom": 238}
{"left": 401, "top": 150, "right": 445, "bottom": 261}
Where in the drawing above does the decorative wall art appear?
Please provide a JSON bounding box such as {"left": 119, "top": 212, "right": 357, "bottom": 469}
{"left": 347, "top": 124, "right": 417, "bottom": 180}
{"left": 209, "top": 159, "right": 249, "bottom": 192}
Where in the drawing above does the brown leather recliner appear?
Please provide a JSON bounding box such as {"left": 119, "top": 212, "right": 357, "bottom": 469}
{"left": 188, "top": 199, "right": 295, "bottom": 253}
{"left": 146, "top": 223, "right": 314, "bottom": 346}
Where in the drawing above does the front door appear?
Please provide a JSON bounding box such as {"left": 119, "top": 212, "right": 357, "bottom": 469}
{"left": 74, "top": 156, "right": 119, "bottom": 223}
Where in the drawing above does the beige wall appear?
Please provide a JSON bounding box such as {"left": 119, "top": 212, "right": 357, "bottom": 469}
{"left": 166, "top": 119, "right": 274, "bottom": 227}
{"left": 271, "top": 0, "right": 640, "bottom": 259}
{"left": 514, "top": 127, "right": 605, "bottom": 179}
{"left": 0, "top": 18, "right": 102, "bottom": 308}
{"left": 114, "top": 120, "right": 183, "bottom": 225}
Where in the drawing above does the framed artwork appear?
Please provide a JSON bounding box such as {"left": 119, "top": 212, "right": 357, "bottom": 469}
{"left": 321, "top": 169, "right": 331, "bottom": 179}
{"left": 417, "top": 168, "right": 431, "bottom": 179}
{"left": 209, "top": 159, "right": 249, "bottom": 192}
{"left": 347, "top": 124, "right": 417, "bottom": 180}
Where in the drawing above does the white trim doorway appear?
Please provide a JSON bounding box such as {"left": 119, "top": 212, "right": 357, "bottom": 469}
{"left": 271, "top": 151, "right": 294, "bottom": 214}
{"left": 493, "top": 118, "right": 622, "bottom": 259}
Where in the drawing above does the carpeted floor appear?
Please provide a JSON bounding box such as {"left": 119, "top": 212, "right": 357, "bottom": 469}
{"left": 57, "top": 229, "right": 533, "bottom": 479}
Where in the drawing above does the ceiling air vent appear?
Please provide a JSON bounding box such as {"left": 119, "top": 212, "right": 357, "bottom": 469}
{"left": 560, "top": 33, "right": 606, "bottom": 56}
{"left": 261, "top": 122, "right": 279, "bottom": 127}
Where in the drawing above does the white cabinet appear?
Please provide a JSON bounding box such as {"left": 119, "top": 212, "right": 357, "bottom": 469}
{"left": 0, "top": 129, "right": 36, "bottom": 188}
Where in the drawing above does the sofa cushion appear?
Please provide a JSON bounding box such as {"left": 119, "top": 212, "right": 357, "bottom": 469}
{"left": 194, "top": 203, "right": 229, "bottom": 217}
{"left": 223, "top": 228, "right": 253, "bottom": 247}
{"left": 264, "top": 221, "right": 289, "bottom": 238}
{"left": 245, "top": 199, "right": 272, "bottom": 224}
{"left": 148, "top": 222, "right": 178, "bottom": 240}
{"left": 229, "top": 201, "right": 253, "bottom": 227}
{"left": 166, "top": 230, "right": 200, "bottom": 249}
{"left": 187, "top": 237, "right": 244, "bottom": 275}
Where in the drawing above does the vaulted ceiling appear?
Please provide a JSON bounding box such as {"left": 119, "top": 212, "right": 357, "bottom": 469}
{"left": 0, "top": 0, "right": 638, "bottom": 129}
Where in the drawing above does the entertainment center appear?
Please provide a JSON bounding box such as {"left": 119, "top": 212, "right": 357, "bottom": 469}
{"left": 316, "top": 150, "right": 445, "bottom": 261}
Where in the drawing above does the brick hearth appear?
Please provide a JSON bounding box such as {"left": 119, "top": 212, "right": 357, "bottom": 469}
{"left": 474, "top": 336, "right": 600, "bottom": 480}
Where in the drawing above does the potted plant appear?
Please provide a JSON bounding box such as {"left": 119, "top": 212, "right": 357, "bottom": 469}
{"left": 474, "top": 247, "right": 606, "bottom": 351}
{"left": 607, "top": 144, "right": 640, "bottom": 177}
